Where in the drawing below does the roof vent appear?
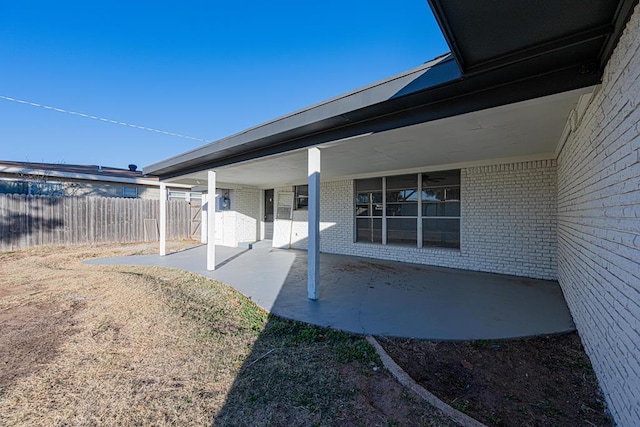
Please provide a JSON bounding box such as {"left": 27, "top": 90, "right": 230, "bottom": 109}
{"left": 128, "top": 164, "right": 138, "bottom": 171}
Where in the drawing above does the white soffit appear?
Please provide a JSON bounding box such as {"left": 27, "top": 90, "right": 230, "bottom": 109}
{"left": 168, "top": 86, "right": 592, "bottom": 188}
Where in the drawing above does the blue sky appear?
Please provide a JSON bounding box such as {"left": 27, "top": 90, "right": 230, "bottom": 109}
{"left": 0, "top": 1, "right": 448, "bottom": 170}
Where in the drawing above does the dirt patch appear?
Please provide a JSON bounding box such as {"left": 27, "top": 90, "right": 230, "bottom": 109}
{"left": 335, "top": 260, "right": 398, "bottom": 273}
{"left": 214, "top": 318, "right": 455, "bottom": 427}
{"left": 342, "top": 362, "right": 445, "bottom": 426}
{"left": 379, "top": 333, "right": 613, "bottom": 426}
{"left": 0, "top": 302, "right": 83, "bottom": 393}
{"left": 0, "top": 287, "right": 20, "bottom": 298}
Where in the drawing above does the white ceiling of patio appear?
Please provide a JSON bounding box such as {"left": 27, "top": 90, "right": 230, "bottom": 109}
{"left": 166, "top": 86, "right": 593, "bottom": 189}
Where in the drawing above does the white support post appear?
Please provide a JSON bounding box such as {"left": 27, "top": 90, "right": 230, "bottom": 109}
{"left": 207, "top": 171, "right": 216, "bottom": 271}
{"left": 159, "top": 182, "right": 167, "bottom": 256}
{"left": 307, "top": 147, "right": 321, "bottom": 300}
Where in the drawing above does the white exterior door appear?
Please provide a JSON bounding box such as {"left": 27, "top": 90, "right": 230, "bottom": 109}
{"left": 273, "top": 191, "right": 294, "bottom": 248}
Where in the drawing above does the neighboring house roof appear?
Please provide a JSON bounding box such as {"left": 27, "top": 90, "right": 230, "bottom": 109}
{"left": 0, "top": 160, "right": 162, "bottom": 186}
{"left": 145, "top": 0, "right": 637, "bottom": 181}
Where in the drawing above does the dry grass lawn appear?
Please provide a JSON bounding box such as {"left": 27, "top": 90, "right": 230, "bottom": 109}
{"left": 0, "top": 242, "right": 454, "bottom": 426}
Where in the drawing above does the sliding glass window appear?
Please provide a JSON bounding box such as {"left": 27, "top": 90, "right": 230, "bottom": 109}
{"left": 355, "top": 178, "right": 383, "bottom": 243}
{"left": 422, "top": 171, "right": 461, "bottom": 248}
{"left": 355, "top": 170, "right": 460, "bottom": 249}
{"left": 386, "top": 174, "right": 418, "bottom": 246}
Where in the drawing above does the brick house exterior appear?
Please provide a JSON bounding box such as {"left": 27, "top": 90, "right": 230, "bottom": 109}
{"left": 554, "top": 9, "right": 640, "bottom": 424}
{"left": 149, "top": 2, "right": 640, "bottom": 424}
{"left": 267, "top": 160, "right": 558, "bottom": 280}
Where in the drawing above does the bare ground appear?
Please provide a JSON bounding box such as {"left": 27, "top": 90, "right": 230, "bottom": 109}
{"left": 0, "top": 242, "right": 613, "bottom": 427}
{"left": 379, "top": 335, "right": 613, "bottom": 427}
{"left": 0, "top": 242, "right": 453, "bottom": 426}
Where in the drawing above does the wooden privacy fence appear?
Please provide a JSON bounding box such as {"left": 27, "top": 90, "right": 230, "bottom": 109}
{"left": 0, "top": 194, "right": 191, "bottom": 251}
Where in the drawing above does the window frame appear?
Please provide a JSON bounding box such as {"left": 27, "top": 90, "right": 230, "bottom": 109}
{"left": 294, "top": 184, "right": 308, "bottom": 210}
{"left": 355, "top": 178, "right": 383, "bottom": 244}
{"left": 122, "top": 186, "right": 138, "bottom": 198}
{"left": 385, "top": 174, "right": 419, "bottom": 246}
{"left": 354, "top": 170, "right": 460, "bottom": 249}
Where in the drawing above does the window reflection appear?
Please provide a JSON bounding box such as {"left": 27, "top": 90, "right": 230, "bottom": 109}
{"left": 355, "top": 170, "right": 460, "bottom": 249}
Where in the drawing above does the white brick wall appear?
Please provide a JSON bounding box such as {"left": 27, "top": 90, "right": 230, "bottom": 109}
{"left": 231, "top": 188, "right": 260, "bottom": 244}
{"left": 274, "top": 159, "right": 558, "bottom": 280}
{"left": 208, "top": 188, "right": 260, "bottom": 247}
{"left": 557, "top": 4, "right": 640, "bottom": 425}
{"left": 215, "top": 211, "right": 237, "bottom": 247}
{"left": 464, "top": 161, "right": 557, "bottom": 280}
{"left": 288, "top": 180, "right": 355, "bottom": 251}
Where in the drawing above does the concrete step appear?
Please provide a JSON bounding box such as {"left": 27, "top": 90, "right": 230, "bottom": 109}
{"left": 251, "top": 240, "right": 273, "bottom": 249}
{"left": 237, "top": 240, "right": 273, "bottom": 250}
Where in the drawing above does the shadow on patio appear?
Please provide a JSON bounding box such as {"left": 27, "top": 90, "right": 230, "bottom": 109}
{"left": 85, "top": 244, "right": 578, "bottom": 424}
{"left": 86, "top": 245, "right": 574, "bottom": 340}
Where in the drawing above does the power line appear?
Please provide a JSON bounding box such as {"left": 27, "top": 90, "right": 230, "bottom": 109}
{"left": 0, "top": 94, "right": 208, "bottom": 143}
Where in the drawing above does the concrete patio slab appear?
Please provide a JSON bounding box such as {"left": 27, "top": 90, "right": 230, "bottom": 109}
{"left": 86, "top": 245, "right": 575, "bottom": 340}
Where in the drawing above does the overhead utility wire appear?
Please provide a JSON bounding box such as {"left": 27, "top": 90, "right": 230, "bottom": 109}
{"left": 0, "top": 94, "right": 208, "bottom": 142}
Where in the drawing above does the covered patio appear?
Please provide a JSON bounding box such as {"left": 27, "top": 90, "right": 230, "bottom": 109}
{"left": 86, "top": 245, "right": 574, "bottom": 340}
{"left": 149, "top": 75, "right": 595, "bottom": 300}
{"left": 130, "top": 0, "right": 620, "bottom": 343}
{"left": 128, "top": 2, "right": 639, "bottom": 423}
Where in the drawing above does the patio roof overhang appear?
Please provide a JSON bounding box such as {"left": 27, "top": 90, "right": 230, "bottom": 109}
{"left": 163, "top": 86, "right": 594, "bottom": 189}
{"left": 428, "top": 0, "right": 638, "bottom": 76}
{"left": 145, "top": 0, "right": 636, "bottom": 187}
